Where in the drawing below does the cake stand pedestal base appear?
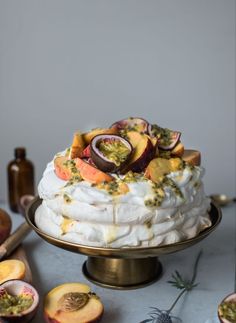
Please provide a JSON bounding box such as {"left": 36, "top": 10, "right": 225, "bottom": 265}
{"left": 82, "top": 256, "right": 163, "bottom": 289}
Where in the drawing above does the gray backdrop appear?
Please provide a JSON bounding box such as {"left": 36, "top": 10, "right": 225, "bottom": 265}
{"left": 0, "top": 0, "right": 235, "bottom": 201}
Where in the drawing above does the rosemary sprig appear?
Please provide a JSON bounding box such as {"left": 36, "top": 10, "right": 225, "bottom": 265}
{"left": 140, "top": 250, "right": 203, "bottom": 323}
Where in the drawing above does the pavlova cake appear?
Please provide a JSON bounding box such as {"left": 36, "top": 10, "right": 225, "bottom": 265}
{"left": 35, "top": 117, "right": 211, "bottom": 247}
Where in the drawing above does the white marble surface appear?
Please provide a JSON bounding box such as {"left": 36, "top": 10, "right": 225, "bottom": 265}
{"left": 0, "top": 201, "right": 235, "bottom": 323}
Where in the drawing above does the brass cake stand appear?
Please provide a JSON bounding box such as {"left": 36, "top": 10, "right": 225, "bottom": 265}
{"left": 26, "top": 197, "right": 221, "bottom": 289}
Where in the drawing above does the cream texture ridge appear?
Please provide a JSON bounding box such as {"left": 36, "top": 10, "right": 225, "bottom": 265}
{"left": 35, "top": 118, "right": 211, "bottom": 248}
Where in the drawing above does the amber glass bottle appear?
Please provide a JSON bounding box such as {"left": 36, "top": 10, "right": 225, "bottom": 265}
{"left": 7, "top": 147, "right": 35, "bottom": 213}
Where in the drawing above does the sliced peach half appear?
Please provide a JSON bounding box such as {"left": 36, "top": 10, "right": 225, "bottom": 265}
{"left": 182, "top": 149, "right": 201, "bottom": 166}
{"left": 54, "top": 156, "right": 113, "bottom": 184}
{"left": 145, "top": 157, "right": 183, "bottom": 183}
{"left": 44, "top": 282, "right": 104, "bottom": 323}
{"left": 54, "top": 156, "right": 76, "bottom": 181}
{"left": 122, "top": 131, "right": 155, "bottom": 173}
{"left": 69, "top": 132, "right": 85, "bottom": 159}
{"left": 170, "top": 142, "right": 185, "bottom": 157}
{"left": 0, "top": 260, "right": 26, "bottom": 285}
{"left": 75, "top": 158, "right": 114, "bottom": 184}
{"left": 81, "top": 145, "right": 91, "bottom": 158}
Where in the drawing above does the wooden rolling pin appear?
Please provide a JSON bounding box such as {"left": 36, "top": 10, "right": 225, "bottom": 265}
{"left": 0, "top": 222, "right": 31, "bottom": 260}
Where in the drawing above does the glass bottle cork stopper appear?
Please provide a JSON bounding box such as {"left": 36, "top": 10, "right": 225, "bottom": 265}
{"left": 14, "top": 147, "right": 26, "bottom": 159}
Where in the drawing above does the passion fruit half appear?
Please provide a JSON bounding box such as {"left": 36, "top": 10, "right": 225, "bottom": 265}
{"left": 90, "top": 134, "right": 133, "bottom": 173}
{"left": 0, "top": 279, "right": 39, "bottom": 322}
{"left": 111, "top": 117, "right": 149, "bottom": 134}
{"left": 148, "top": 124, "right": 181, "bottom": 150}
{"left": 218, "top": 292, "right": 236, "bottom": 323}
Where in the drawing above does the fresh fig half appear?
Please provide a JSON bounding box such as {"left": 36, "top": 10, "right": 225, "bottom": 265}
{"left": 111, "top": 117, "right": 149, "bottom": 134}
{"left": 90, "top": 134, "right": 133, "bottom": 173}
{"left": 0, "top": 279, "right": 39, "bottom": 322}
{"left": 148, "top": 124, "right": 181, "bottom": 150}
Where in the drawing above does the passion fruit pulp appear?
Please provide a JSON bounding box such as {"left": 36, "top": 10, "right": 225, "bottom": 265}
{"left": 111, "top": 117, "right": 149, "bottom": 134}
{"left": 90, "top": 134, "right": 133, "bottom": 173}
{"left": 148, "top": 124, "right": 181, "bottom": 150}
{"left": 0, "top": 279, "right": 39, "bottom": 322}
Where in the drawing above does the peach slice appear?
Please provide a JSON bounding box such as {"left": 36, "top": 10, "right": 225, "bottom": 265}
{"left": 75, "top": 158, "right": 113, "bottom": 184}
{"left": 69, "top": 132, "right": 85, "bottom": 159}
{"left": 83, "top": 127, "right": 118, "bottom": 145}
{"left": 82, "top": 145, "right": 91, "bottom": 158}
{"left": 145, "top": 157, "right": 183, "bottom": 183}
{"left": 54, "top": 156, "right": 76, "bottom": 181}
{"left": 44, "top": 283, "right": 104, "bottom": 323}
{"left": 54, "top": 156, "right": 113, "bottom": 184}
{"left": 0, "top": 208, "right": 12, "bottom": 244}
{"left": 0, "top": 260, "right": 26, "bottom": 285}
{"left": 123, "top": 131, "right": 155, "bottom": 173}
{"left": 182, "top": 149, "right": 201, "bottom": 166}
{"left": 170, "top": 142, "right": 185, "bottom": 157}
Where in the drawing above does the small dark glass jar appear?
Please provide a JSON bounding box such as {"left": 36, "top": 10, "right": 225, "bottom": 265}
{"left": 7, "top": 147, "right": 35, "bottom": 213}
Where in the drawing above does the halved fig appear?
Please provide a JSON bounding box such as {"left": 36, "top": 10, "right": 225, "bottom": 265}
{"left": 90, "top": 134, "right": 133, "bottom": 173}
{"left": 148, "top": 124, "right": 181, "bottom": 150}
{"left": 0, "top": 279, "right": 39, "bottom": 322}
{"left": 121, "top": 131, "right": 155, "bottom": 173}
{"left": 111, "top": 117, "right": 149, "bottom": 134}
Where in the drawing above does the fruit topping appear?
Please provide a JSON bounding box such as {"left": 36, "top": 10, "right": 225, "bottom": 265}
{"left": 83, "top": 127, "right": 118, "bottom": 145}
{"left": 218, "top": 293, "right": 236, "bottom": 323}
{"left": 111, "top": 117, "right": 149, "bottom": 134}
{"left": 54, "top": 156, "right": 113, "bottom": 184}
{"left": 145, "top": 157, "right": 183, "bottom": 183}
{"left": 90, "top": 134, "right": 133, "bottom": 173}
{"left": 122, "top": 131, "right": 155, "bottom": 173}
{"left": 69, "top": 132, "right": 85, "bottom": 159}
{"left": 182, "top": 150, "right": 201, "bottom": 166}
{"left": 0, "top": 279, "right": 39, "bottom": 322}
{"left": 44, "top": 282, "right": 104, "bottom": 323}
{"left": 170, "top": 142, "right": 185, "bottom": 157}
{"left": 0, "top": 260, "right": 26, "bottom": 285}
{"left": 74, "top": 158, "right": 114, "bottom": 184}
{"left": 54, "top": 156, "right": 81, "bottom": 182}
{"left": 81, "top": 145, "right": 91, "bottom": 158}
{"left": 148, "top": 124, "right": 181, "bottom": 150}
{"left": 0, "top": 208, "right": 12, "bottom": 244}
